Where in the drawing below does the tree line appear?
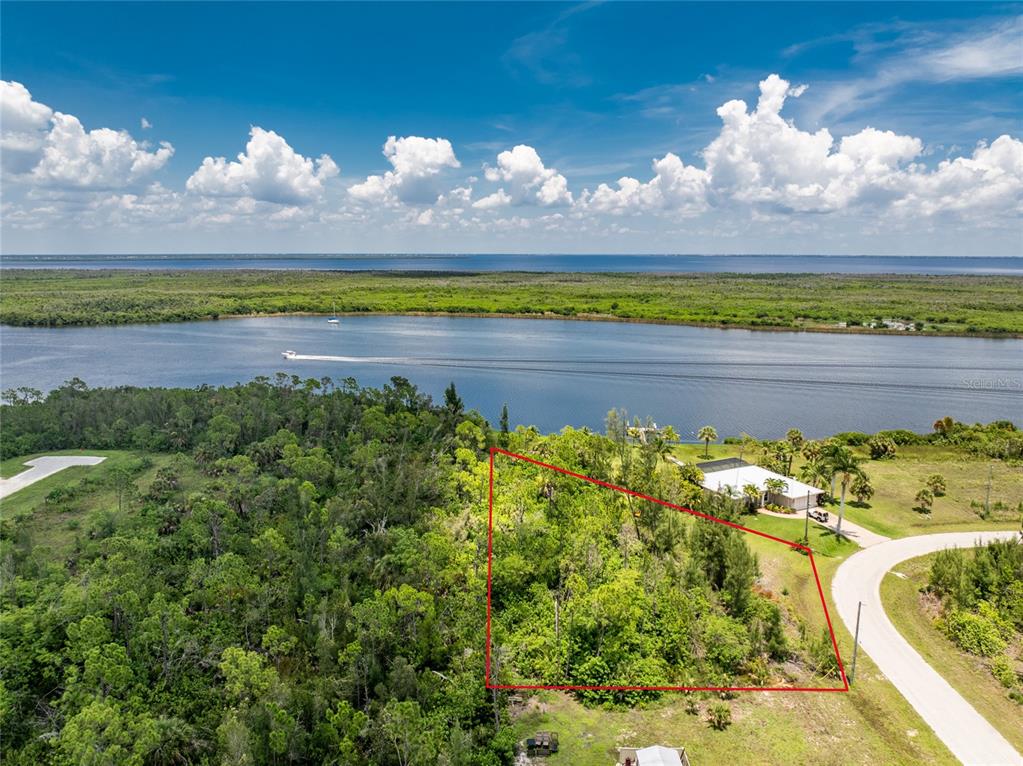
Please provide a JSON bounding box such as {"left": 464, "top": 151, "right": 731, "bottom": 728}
{"left": 2, "top": 377, "right": 517, "bottom": 765}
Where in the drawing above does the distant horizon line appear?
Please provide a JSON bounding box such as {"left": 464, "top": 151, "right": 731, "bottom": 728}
{"left": 3, "top": 252, "right": 1021, "bottom": 259}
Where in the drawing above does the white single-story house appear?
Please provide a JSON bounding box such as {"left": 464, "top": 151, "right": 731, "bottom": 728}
{"left": 697, "top": 458, "right": 823, "bottom": 511}
{"left": 617, "top": 744, "right": 691, "bottom": 766}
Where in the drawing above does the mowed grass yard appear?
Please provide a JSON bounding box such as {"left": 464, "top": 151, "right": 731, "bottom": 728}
{"left": 1, "top": 449, "right": 200, "bottom": 562}
{"left": 670, "top": 443, "right": 1022, "bottom": 538}
{"left": 841, "top": 446, "right": 1023, "bottom": 537}
{"left": 882, "top": 552, "right": 1023, "bottom": 753}
{"left": 512, "top": 512, "right": 956, "bottom": 765}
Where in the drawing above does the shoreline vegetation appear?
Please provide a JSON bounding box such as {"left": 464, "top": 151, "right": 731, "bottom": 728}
{"left": 2, "top": 269, "right": 1022, "bottom": 337}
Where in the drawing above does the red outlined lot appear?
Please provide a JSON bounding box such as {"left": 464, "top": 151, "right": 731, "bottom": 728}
{"left": 485, "top": 447, "right": 849, "bottom": 693}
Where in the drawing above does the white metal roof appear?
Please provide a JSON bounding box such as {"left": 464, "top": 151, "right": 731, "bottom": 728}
{"left": 636, "top": 745, "right": 684, "bottom": 766}
{"left": 700, "top": 463, "right": 822, "bottom": 500}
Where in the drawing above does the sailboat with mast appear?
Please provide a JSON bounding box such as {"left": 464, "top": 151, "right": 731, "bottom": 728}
{"left": 327, "top": 301, "right": 340, "bottom": 324}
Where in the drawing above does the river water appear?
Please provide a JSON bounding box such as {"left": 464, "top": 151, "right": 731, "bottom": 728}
{"left": 2, "top": 316, "right": 1019, "bottom": 438}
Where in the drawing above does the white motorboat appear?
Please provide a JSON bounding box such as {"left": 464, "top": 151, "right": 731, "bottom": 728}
{"left": 282, "top": 350, "right": 297, "bottom": 359}
{"left": 327, "top": 301, "right": 340, "bottom": 323}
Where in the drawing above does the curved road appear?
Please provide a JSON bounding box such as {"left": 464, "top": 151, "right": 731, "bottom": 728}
{"left": 833, "top": 531, "right": 1022, "bottom": 766}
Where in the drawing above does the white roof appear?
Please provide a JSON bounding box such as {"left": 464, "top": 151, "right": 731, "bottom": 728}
{"left": 636, "top": 746, "right": 683, "bottom": 766}
{"left": 701, "top": 464, "right": 822, "bottom": 500}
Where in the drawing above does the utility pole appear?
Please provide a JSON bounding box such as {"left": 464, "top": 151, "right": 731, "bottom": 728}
{"left": 985, "top": 464, "right": 993, "bottom": 517}
{"left": 850, "top": 600, "right": 863, "bottom": 685}
{"left": 804, "top": 490, "right": 810, "bottom": 541}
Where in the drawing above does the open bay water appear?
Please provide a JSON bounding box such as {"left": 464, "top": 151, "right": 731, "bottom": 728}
{"left": 2, "top": 253, "right": 1022, "bottom": 275}
{"left": 2, "top": 315, "right": 1019, "bottom": 438}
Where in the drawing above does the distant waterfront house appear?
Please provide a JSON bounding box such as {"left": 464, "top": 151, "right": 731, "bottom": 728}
{"left": 617, "top": 744, "right": 691, "bottom": 766}
{"left": 696, "top": 458, "right": 823, "bottom": 510}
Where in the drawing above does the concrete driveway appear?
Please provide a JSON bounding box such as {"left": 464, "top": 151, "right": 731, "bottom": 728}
{"left": 833, "top": 531, "right": 1022, "bottom": 766}
{"left": 0, "top": 456, "right": 107, "bottom": 500}
{"left": 758, "top": 507, "right": 890, "bottom": 547}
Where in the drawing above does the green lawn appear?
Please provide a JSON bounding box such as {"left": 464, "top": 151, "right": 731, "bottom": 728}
{"left": 744, "top": 512, "right": 856, "bottom": 558}
{"left": 670, "top": 443, "right": 1021, "bottom": 540}
{"left": 881, "top": 552, "right": 1023, "bottom": 753}
{"left": 838, "top": 446, "right": 1023, "bottom": 538}
{"left": 669, "top": 443, "right": 745, "bottom": 463}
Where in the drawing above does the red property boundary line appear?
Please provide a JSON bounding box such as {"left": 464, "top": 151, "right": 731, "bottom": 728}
{"left": 485, "top": 447, "right": 849, "bottom": 693}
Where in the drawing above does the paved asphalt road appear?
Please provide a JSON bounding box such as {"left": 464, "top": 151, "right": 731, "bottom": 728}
{"left": 0, "top": 455, "right": 106, "bottom": 499}
{"left": 833, "top": 531, "right": 1022, "bottom": 766}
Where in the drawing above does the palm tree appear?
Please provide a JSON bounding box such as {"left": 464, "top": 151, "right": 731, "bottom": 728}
{"left": 776, "top": 441, "right": 797, "bottom": 475}
{"left": 828, "top": 448, "right": 865, "bottom": 537}
{"left": 765, "top": 477, "right": 789, "bottom": 504}
{"left": 799, "top": 460, "right": 830, "bottom": 493}
{"left": 786, "top": 428, "right": 805, "bottom": 451}
{"left": 851, "top": 474, "right": 874, "bottom": 505}
{"left": 652, "top": 425, "right": 680, "bottom": 464}
{"left": 698, "top": 425, "right": 718, "bottom": 458}
{"left": 819, "top": 441, "right": 846, "bottom": 497}
{"left": 801, "top": 439, "right": 823, "bottom": 463}
{"left": 742, "top": 483, "right": 762, "bottom": 510}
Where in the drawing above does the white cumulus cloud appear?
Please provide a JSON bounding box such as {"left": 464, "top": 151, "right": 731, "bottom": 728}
{"left": 1, "top": 80, "right": 53, "bottom": 174}
{"left": 699, "top": 74, "right": 926, "bottom": 212}
{"left": 894, "top": 135, "right": 1023, "bottom": 217}
{"left": 348, "top": 135, "right": 460, "bottom": 205}
{"left": 577, "top": 72, "right": 1021, "bottom": 224}
{"left": 1, "top": 80, "right": 173, "bottom": 188}
{"left": 473, "top": 188, "right": 512, "bottom": 210}
{"left": 186, "top": 127, "right": 338, "bottom": 205}
{"left": 581, "top": 152, "right": 708, "bottom": 215}
{"left": 478, "top": 144, "right": 572, "bottom": 207}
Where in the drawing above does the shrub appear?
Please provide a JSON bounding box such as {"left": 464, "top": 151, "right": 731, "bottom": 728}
{"left": 806, "top": 627, "right": 840, "bottom": 677}
{"left": 875, "top": 429, "right": 924, "bottom": 445}
{"left": 941, "top": 606, "right": 1007, "bottom": 657}
{"left": 1001, "top": 581, "right": 1023, "bottom": 632}
{"left": 851, "top": 474, "right": 874, "bottom": 504}
{"left": 925, "top": 474, "right": 947, "bottom": 496}
{"left": 866, "top": 435, "right": 897, "bottom": 459}
{"left": 990, "top": 655, "right": 1017, "bottom": 689}
{"left": 707, "top": 702, "right": 732, "bottom": 730}
{"left": 702, "top": 614, "right": 752, "bottom": 670}
{"left": 746, "top": 655, "right": 771, "bottom": 686}
{"left": 977, "top": 600, "right": 1015, "bottom": 642}
{"left": 832, "top": 431, "right": 869, "bottom": 446}
{"left": 915, "top": 487, "right": 934, "bottom": 512}
{"left": 929, "top": 547, "right": 966, "bottom": 602}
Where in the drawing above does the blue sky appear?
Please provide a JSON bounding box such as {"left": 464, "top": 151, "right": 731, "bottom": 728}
{"left": 1, "top": 1, "right": 1021, "bottom": 254}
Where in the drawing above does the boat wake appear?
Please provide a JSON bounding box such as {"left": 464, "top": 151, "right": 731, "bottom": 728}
{"left": 278, "top": 351, "right": 1020, "bottom": 398}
